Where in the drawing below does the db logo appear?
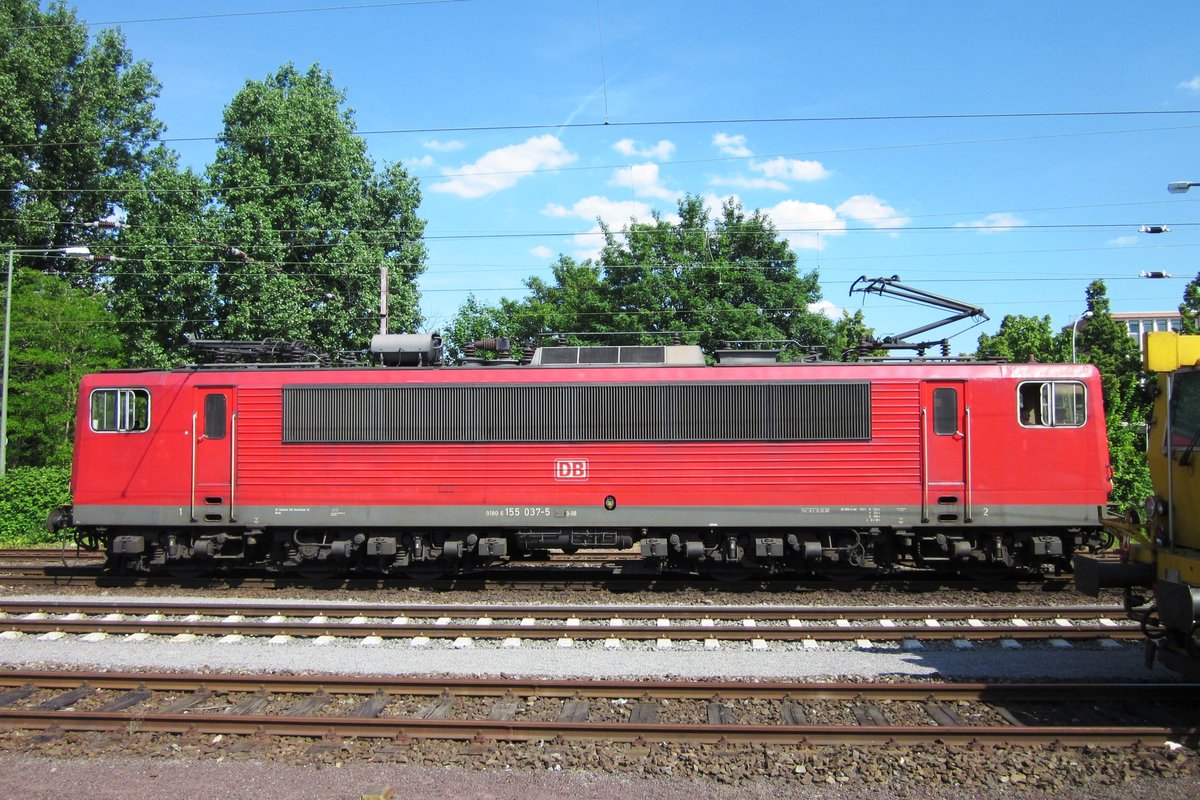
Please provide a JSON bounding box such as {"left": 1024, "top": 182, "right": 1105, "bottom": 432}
{"left": 554, "top": 458, "right": 589, "bottom": 481}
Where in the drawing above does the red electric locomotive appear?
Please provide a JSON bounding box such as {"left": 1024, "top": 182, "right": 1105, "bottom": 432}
{"left": 51, "top": 334, "right": 1111, "bottom": 579}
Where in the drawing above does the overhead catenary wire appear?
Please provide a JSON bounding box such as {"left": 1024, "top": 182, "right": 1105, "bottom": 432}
{"left": 3, "top": 113, "right": 1199, "bottom": 154}
{"left": 4, "top": 210, "right": 1199, "bottom": 245}
{"left": 10, "top": 291, "right": 1181, "bottom": 331}
{"left": 10, "top": 245, "right": 1186, "bottom": 291}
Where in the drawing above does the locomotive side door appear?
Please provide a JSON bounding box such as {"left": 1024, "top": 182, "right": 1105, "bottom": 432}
{"left": 191, "top": 386, "right": 238, "bottom": 523}
{"left": 921, "top": 381, "right": 971, "bottom": 524}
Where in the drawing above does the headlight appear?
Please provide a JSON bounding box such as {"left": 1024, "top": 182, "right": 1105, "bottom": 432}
{"left": 1145, "top": 496, "right": 1169, "bottom": 519}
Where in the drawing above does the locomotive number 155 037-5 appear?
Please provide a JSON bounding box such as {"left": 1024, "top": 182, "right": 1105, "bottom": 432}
{"left": 485, "top": 506, "right": 578, "bottom": 518}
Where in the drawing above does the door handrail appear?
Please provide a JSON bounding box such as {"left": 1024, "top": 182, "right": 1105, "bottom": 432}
{"left": 229, "top": 411, "right": 238, "bottom": 522}
{"left": 189, "top": 412, "right": 197, "bottom": 523}
{"left": 919, "top": 407, "right": 929, "bottom": 523}
{"left": 964, "top": 405, "right": 973, "bottom": 522}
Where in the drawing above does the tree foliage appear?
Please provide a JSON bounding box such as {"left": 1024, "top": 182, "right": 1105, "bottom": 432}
{"left": 1076, "top": 280, "right": 1153, "bottom": 515}
{"left": 449, "top": 196, "right": 835, "bottom": 357}
{"left": 1180, "top": 271, "right": 1200, "bottom": 335}
{"left": 0, "top": 0, "right": 162, "bottom": 254}
{"left": 205, "top": 63, "right": 426, "bottom": 356}
{"left": 0, "top": 466, "right": 71, "bottom": 545}
{"left": 975, "top": 314, "right": 1063, "bottom": 363}
{"left": 104, "top": 149, "right": 209, "bottom": 368}
{"left": 5, "top": 268, "right": 123, "bottom": 467}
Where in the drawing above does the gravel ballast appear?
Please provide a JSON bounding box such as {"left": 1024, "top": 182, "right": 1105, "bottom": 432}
{"left": 1, "top": 586, "right": 1196, "bottom": 798}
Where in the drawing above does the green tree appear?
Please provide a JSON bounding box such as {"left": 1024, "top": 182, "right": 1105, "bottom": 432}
{"left": 975, "top": 314, "right": 1063, "bottom": 363}
{"left": 5, "top": 267, "right": 123, "bottom": 466}
{"left": 206, "top": 63, "right": 426, "bottom": 356}
{"left": 449, "top": 195, "right": 833, "bottom": 357}
{"left": 105, "top": 149, "right": 210, "bottom": 368}
{"left": 1074, "top": 280, "right": 1153, "bottom": 515}
{"left": 1180, "top": 271, "right": 1200, "bottom": 334}
{"left": 828, "top": 309, "right": 879, "bottom": 361}
{"left": 0, "top": 0, "right": 163, "bottom": 257}
{"left": 600, "top": 196, "right": 831, "bottom": 353}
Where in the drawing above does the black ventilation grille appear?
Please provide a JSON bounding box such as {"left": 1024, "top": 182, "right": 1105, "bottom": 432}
{"left": 538, "top": 346, "right": 666, "bottom": 365}
{"left": 283, "top": 381, "right": 871, "bottom": 444}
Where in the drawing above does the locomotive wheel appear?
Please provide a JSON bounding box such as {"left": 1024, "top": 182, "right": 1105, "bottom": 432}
{"left": 958, "top": 561, "right": 1016, "bottom": 580}
{"left": 296, "top": 565, "right": 344, "bottom": 581}
{"left": 401, "top": 563, "right": 450, "bottom": 581}
{"left": 703, "top": 562, "right": 756, "bottom": 582}
{"left": 819, "top": 564, "right": 866, "bottom": 581}
{"left": 164, "top": 560, "right": 211, "bottom": 580}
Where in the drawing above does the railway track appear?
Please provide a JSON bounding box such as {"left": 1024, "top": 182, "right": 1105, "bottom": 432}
{"left": 0, "top": 549, "right": 640, "bottom": 567}
{"left": 0, "top": 548, "right": 104, "bottom": 563}
{"left": 0, "top": 669, "right": 1195, "bottom": 746}
{"left": 0, "top": 598, "right": 1139, "bottom": 647}
{"left": 0, "top": 560, "right": 1081, "bottom": 593}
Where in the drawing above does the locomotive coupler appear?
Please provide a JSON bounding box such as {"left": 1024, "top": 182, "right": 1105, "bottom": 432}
{"left": 46, "top": 505, "right": 73, "bottom": 534}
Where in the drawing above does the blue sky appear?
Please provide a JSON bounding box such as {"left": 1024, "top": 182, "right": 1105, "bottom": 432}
{"left": 67, "top": 0, "right": 1200, "bottom": 347}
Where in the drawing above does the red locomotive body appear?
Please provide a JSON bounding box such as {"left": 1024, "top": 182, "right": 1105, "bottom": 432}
{"left": 57, "top": 342, "right": 1111, "bottom": 578}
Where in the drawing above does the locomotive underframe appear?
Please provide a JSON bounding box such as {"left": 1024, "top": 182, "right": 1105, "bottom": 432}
{"left": 63, "top": 510, "right": 1102, "bottom": 579}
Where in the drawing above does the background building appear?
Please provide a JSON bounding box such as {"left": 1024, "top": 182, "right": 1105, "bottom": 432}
{"left": 1111, "top": 312, "right": 1183, "bottom": 353}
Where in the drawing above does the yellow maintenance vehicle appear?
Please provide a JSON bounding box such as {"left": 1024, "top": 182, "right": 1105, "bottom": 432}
{"left": 1075, "top": 330, "right": 1200, "bottom": 675}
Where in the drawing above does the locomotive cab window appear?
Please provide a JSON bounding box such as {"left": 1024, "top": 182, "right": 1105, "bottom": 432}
{"left": 932, "top": 388, "right": 958, "bottom": 435}
{"left": 203, "top": 394, "right": 227, "bottom": 439}
{"left": 89, "top": 388, "right": 150, "bottom": 433}
{"left": 1018, "top": 381, "right": 1086, "bottom": 428}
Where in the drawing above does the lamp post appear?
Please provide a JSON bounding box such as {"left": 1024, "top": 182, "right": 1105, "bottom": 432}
{"left": 1071, "top": 311, "right": 1093, "bottom": 364}
{"left": 1167, "top": 181, "right": 1200, "bottom": 194}
{"left": 2, "top": 245, "right": 93, "bottom": 476}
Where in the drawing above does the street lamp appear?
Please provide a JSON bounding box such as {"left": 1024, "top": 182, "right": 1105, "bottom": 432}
{"left": 1168, "top": 181, "right": 1200, "bottom": 194}
{"left": 1071, "top": 311, "right": 1093, "bottom": 364}
{"left": 2, "top": 245, "right": 93, "bottom": 476}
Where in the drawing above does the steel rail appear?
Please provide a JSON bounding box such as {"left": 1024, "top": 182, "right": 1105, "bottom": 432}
{"left": 0, "top": 671, "right": 1195, "bottom": 746}
{"left": 0, "top": 619, "right": 1140, "bottom": 642}
{"left": 0, "top": 559, "right": 1085, "bottom": 591}
{"left": 0, "top": 549, "right": 637, "bottom": 564}
{"left": 0, "top": 549, "right": 103, "bottom": 561}
{"left": 5, "top": 669, "right": 1194, "bottom": 698}
{"left": 0, "top": 598, "right": 1128, "bottom": 621}
{"left": 0, "top": 709, "right": 1178, "bottom": 746}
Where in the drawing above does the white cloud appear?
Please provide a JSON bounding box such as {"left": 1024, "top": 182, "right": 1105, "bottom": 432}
{"left": 407, "top": 154, "right": 435, "bottom": 169}
{"left": 708, "top": 174, "right": 788, "bottom": 191}
{"left": 1107, "top": 235, "right": 1140, "bottom": 247}
{"left": 610, "top": 163, "right": 681, "bottom": 201}
{"left": 761, "top": 199, "right": 847, "bottom": 251}
{"left": 713, "top": 132, "right": 752, "bottom": 157}
{"left": 836, "top": 194, "right": 910, "bottom": 230}
{"left": 702, "top": 194, "right": 845, "bottom": 251}
{"left": 807, "top": 300, "right": 844, "bottom": 320}
{"left": 543, "top": 196, "right": 673, "bottom": 260}
{"left": 709, "top": 157, "right": 831, "bottom": 191}
{"left": 701, "top": 192, "right": 741, "bottom": 217}
{"left": 613, "top": 138, "right": 675, "bottom": 160}
{"left": 954, "top": 212, "right": 1025, "bottom": 234}
{"left": 543, "top": 195, "right": 656, "bottom": 225}
{"left": 752, "top": 157, "right": 832, "bottom": 183}
{"left": 530, "top": 245, "right": 555, "bottom": 259}
{"left": 423, "top": 139, "right": 464, "bottom": 152}
{"left": 431, "top": 135, "right": 577, "bottom": 199}
{"left": 1178, "top": 76, "right": 1200, "bottom": 92}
